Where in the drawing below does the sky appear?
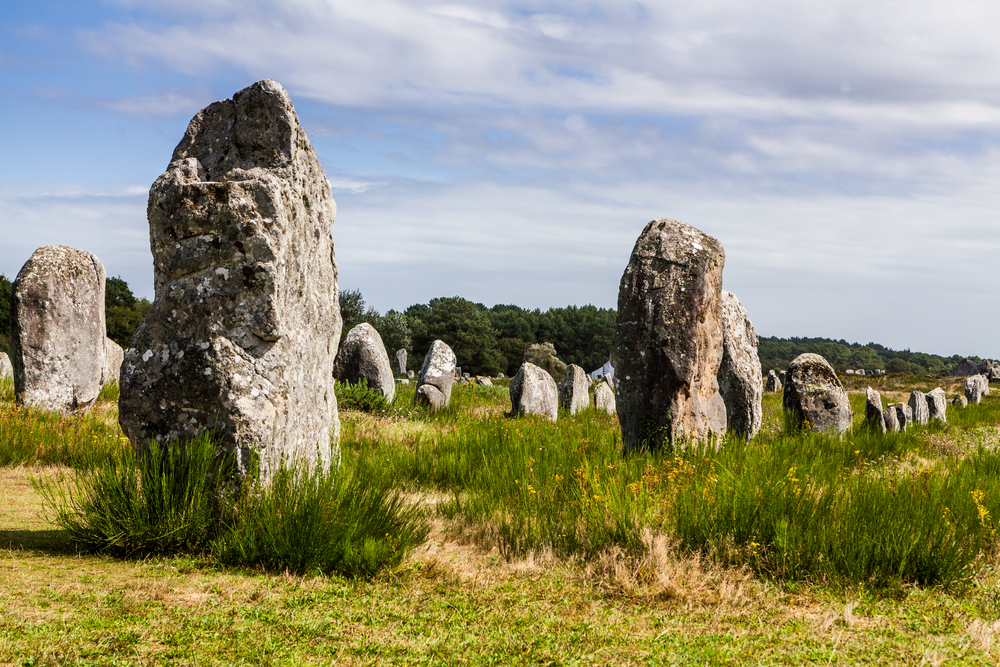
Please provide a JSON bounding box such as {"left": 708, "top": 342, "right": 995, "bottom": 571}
{"left": 2, "top": 1, "right": 999, "bottom": 358}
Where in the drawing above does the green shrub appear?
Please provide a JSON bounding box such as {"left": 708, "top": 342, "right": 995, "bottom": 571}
{"left": 34, "top": 434, "right": 234, "bottom": 556}
{"left": 335, "top": 379, "right": 390, "bottom": 413}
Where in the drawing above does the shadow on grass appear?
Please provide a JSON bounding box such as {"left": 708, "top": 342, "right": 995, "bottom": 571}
{"left": 0, "top": 528, "right": 76, "bottom": 554}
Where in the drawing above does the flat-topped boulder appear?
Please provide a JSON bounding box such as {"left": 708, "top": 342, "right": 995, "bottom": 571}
{"left": 558, "top": 364, "right": 591, "bottom": 415}
{"left": 717, "top": 290, "right": 762, "bottom": 439}
{"left": 101, "top": 338, "right": 125, "bottom": 387}
{"left": 414, "top": 340, "right": 456, "bottom": 411}
{"left": 333, "top": 323, "right": 395, "bottom": 403}
{"left": 782, "top": 353, "right": 852, "bottom": 434}
{"left": 610, "top": 218, "right": 727, "bottom": 451}
{"left": 10, "top": 245, "right": 107, "bottom": 413}
{"left": 595, "top": 383, "right": 616, "bottom": 415}
{"left": 510, "top": 361, "right": 558, "bottom": 422}
{"left": 119, "top": 80, "right": 341, "bottom": 478}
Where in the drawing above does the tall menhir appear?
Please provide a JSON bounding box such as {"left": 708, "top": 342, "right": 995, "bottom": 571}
{"left": 119, "top": 80, "right": 342, "bottom": 479}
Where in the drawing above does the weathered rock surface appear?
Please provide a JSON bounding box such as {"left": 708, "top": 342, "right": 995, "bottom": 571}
{"left": 717, "top": 290, "right": 763, "bottom": 439}
{"left": 102, "top": 338, "right": 125, "bottom": 387}
{"left": 926, "top": 387, "right": 947, "bottom": 422}
{"left": 908, "top": 390, "right": 929, "bottom": 425}
{"left": 407, "top": 370, "right": 415, "bottom": 379}
{"left": 953, "top": 394, "right": 968, "bottom": 409}
{"left": 118, "top": 80, "right": 341, "bottom": 477}
{"left": 782, "top": 353, "right": 852, "bottom": 434}
{"left": 475, "top": 376, "right": 493, "bottom": 386}
{"left": 765, "top": 370, "right": 782, "bottom": 392}
{"left": 952, "top": 359, "right": 980, "bottom": 376}
{"left": 414, "top": 340, "right": 456, "bottom": 411}
{"left": 610, "top": 218, "right": 727, "bottom": 451}
{"left": 510, "top": 361, "right": 558, "bottom": 422}
{"left": 889, "top": 402, "right": 912, "bottom": 431}
{"left": 558, "top": 364, "right": 591, "bottom": 415}
{"left": 883, "top": 405, "right": 900, "bottom": 432}
{"left": 11, "top": 245, "right": 107, "bottom": 413}
{"left": 0, "top": 353, "right": 12, "bottom": 379}
{"left": 779, "top": 371, "right": 787, "bottom": 384}
{"left": 394, "top": 349, "right": 407, "bottom": 376}
{"left": 595, "top": 382, "right": 616, "bottom": 415}
{"left": 965, "top": 374, "right": 989, "bottom": 404}
{"left": 980, "top": 360, "right": 1000, "bottom": 382}
{"left": 333, "top": 323, "right": 395, "bottom": 403}
{"left": 864, "top": 386, "right": 886, "bottom": 432}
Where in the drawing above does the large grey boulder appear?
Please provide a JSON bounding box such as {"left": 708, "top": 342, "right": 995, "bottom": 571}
{"left": 414, "top": 340, "right": 456, "bottom": 411}
{"left": 558, "top": 364, "right": 591, "bottom": 415}
{"left": 333, "top": 323, "right": 395, "bottom": 403}
{"left": 926, "top": 387, "right": 947, "bottom": 422}
{"left": 610, "top": 218, "right": 727, "bottom": 452}
{"left": 782, "top": 353, "right": 852, "bottom": 434}
{"left": 394, "top": 349, "right": 407, "bottom": 376}
{"left": 101, "top": 338, "right": 125, "bottom": 387}
{"left": 717, "top": 290, "right": 763, "bottom": 439}
{"left": 765, "top": 370, "right": 782, "bottom": 392}
{"left": 965, "top": 374, "right": 989, "bottom": 404}
{"left": 883, "top": 405, "right": 900, "bottom": 432}
{"left": 10, "top": 245, "right": 107, "bottom": 413}
{"left": 952, "top": 359, "right": 980, "bottom": 376}
{"left": 510, "top": 361, "right": 558, "bottom": 422}
{"left": 595, "top": 383, "right": 616, "bottom": 415}
{"left": 0, "top": 353, "right": 12, "bottom": 379}
{"left": 980, "top": 360, "right": 1000, "bottom": 382}
{"left": 888, "top": 402, "right": 913, "bottom": 431}
{"left": 908, "top": 390, "right": 929, "bottom": 425}
{"left": 119, "top": 80, "right": 341, "bottom": 478}
{"left": 864, "top": 386, "right": 885, "bottom": 432}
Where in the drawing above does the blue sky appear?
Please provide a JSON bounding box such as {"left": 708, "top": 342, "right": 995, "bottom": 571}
{"left": 3, "top": 1, "right": 1000, "bottom": 358}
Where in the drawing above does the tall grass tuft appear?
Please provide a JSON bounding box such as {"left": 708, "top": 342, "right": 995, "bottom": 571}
{"left": 216, "top": 459, "right": 427, "bottom": 576}
{"left": 34, "top": 434, "right": 233, "bottom": 556}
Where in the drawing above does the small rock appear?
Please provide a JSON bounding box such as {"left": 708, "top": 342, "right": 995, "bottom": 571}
{"left": 953, "top": 394, "right": 968, "bottom": 408}
{"left": 0, "top": 353, "right": 12, "bottom": 379}
{"left": 980, "top": 360, "right": 1000, "bottom": 382}
{"left": 783, "top": 353, "right": 852, "bottom": 434}
{"left": 510, "top": 361, "right": 558, "bottom": 422}
{"left": 864, "top": 387, "right": 885, "bottom": 432}
{"left": 415, "top": 340, "right": 456, "bottom": 411}
{"left": 333, "top": 323, "right": 395, "bottom": 403}
{"left": 595, "top": 383, "right": 616, "bottom": 415}
{"left": 394, "top": 349, "right": 407, "bottom": 376}
{"left": 395, "top": 378, "right": 409, "bottom": 385}
{"left": 765, "top": 369, "right": 782, "bottom": 392}
{"left": 407, "top": 370, "right": 415, "bottom": 379}
{"left": 888, "top": 402, "right": 912, "bottom": 431}
{"left": 883, "top": 406, "right": 900, "bottom": 432}
{"left": 908, "top": 390, "right": 929, "bottom": 425}
{"left": 475, "top": 376, "right": 493, "bottom": 386}
{"left": 558, "top": 364, "right": 592, "bottom": 415}
{"left": 926, "top": 388, "right": 947, "bottom": 422}
{"left": 965, "top": 374, "right": 989, "bottom": 404}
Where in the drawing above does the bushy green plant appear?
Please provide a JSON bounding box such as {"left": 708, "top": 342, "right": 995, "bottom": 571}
{"left": 215, "top": 460, "right": 427, "bottom": 576}
{"left": 335, "top": 379, "right": 390, "bottom": 413}
{"left": 34, "top": 434, "right": 234, "bottom": 556}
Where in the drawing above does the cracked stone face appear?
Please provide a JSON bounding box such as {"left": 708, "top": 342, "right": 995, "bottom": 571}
{"left": 782, "top": 353, "right": 852, "bottom": 434}
{"left": 118, "top": 80, "right": 341, "bottom": 479}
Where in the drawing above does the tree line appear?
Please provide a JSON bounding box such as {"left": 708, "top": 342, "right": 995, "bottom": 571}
{"left": 758, "top": 336, "right": 974, "bottom": 376}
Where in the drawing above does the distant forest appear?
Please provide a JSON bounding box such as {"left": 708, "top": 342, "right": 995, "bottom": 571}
{"left": 0, "top": 273, "right": 984, "bottom": 378}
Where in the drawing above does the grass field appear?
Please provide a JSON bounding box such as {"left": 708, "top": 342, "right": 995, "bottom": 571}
{"left": 4, "top": 374, "right": 1000, "bottom": 664}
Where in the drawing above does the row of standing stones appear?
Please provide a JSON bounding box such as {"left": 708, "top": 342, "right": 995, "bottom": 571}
{"left": 10, "top": 79, "right": 990, "bottom": 482}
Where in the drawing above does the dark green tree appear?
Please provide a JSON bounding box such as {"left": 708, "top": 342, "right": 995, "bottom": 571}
{"left": 374, "top": 310, "right": 411, "bottom": 357}
{"left": 338, "top": 288, "right": 379, "bottom": 342}
{"left": 105, "top": 276, "right": 151, "bottom": 349}
{"left": 408, "top": 297, "right": 504, "bottom": 375}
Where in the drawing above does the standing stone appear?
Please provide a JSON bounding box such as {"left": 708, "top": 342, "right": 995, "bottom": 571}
{"left": 888, "top": 402, "right": 913, "bottom": 431}
{"left": 558, "top": 364, "right": 591, "bottom": 415}
{"left": 765, "top": 370, "right": 782, "bottom": 392}
{"left": 980, "top": 360, "right": 1000, "bottom": 382}
{"left": 864, "top": 386, "right": 886, "bottom": 432}
{"left": 333, "top": 323, "right": 395, "bottom": 403}
{"left": 510, "top": 361, "right": 558, "bottom": 422}
{"left": 882, "top": 406, "right": 900, "bottom": 432}
{"left": 717, "top": 290, "right": 763, "bottom": 439}
{"left": 908, "top": 390, "right": 929, "bottom": 425}
{"left": 119, "top": 80, "right": 341, "bottom": 478}
{"left": 414, "top": 340, "right": 456, "bottom": 411}
{"left": 394, "top": 349, "right": 407, "bottom": 376}
{"left": 779, "top": 371, "right": 787, "bottom": 384}
{"left": 965, "top": 374, "right": 989, "bottom": 404}
{"left": 407, "top": 370, "right": 415, "bottom": 380}
{"left": 101, "top": 338, "right": 125, "bottom": 387}
{"left": 952, "top": 359, "right": 980, "bottom": 376}
{"left": 610, "top": 218, "right": 727, "bottom": 452}
{"left": 595, "top": 382, "right": 616, "bottom": 415}
{"left": 10, "top": 245, "right": 107, "bottom": 413}
{"left": 0, "top": 353, "right": 12, "bottom": 379}
{"left": 926, "top": 387, "right": 947, "bottom": 422}
{"left": 782, "top": 353, "right": 852, "bottom": 434}
{"left": 454, "top": 366, "right": 462, "bottom": 379}
{"left": 953, "top": 394, "right": 968, "bottom": 408}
